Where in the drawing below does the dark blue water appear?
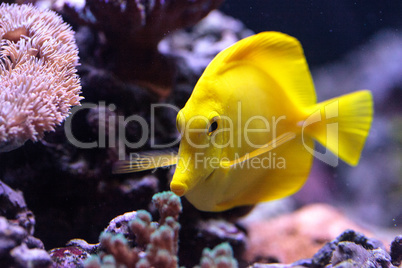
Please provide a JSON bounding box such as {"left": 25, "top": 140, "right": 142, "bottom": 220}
{"left": 220, "top": 0, "right": 402, "bottom": 66}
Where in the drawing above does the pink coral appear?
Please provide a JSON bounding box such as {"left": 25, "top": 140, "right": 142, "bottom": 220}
{"left": 0, "top": 3, "right": 82, "bottom": 152}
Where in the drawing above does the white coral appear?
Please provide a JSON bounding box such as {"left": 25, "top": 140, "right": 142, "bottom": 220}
{"left": 0, "top": 3, "right": 82, "bottom": 152}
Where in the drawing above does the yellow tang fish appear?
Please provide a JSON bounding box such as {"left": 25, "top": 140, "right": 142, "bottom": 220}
{"left": 115, "top": 32, "right": 373, "bottom": 212}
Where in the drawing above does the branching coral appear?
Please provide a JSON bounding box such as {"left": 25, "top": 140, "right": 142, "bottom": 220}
{"left": 82, "top": 191, "right": 238, "bottom": 268}
{"left": 84, "top": 191, "right": 182, "bottom": 268}
{"left": 195, "top": 242, "right": 238, "bottom": 268}
{"left": 0, "top": 3, "right": 82, "bottom": 152}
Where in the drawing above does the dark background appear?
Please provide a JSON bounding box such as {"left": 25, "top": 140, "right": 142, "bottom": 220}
{"left": 220, "top": 0, "right": 402, "bottom": 66}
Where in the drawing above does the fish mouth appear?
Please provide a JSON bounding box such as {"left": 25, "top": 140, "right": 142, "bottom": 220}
{"left": 170, "top": 182, "right": 188, "bottom": 196}
{"left": 171, "top": 169, "right": 216, "bottom": 197}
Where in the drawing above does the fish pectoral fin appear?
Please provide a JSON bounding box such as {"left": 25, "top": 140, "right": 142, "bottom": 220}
{"left": 113, "top": 150, "right": 178, "bottom": 174}
{"left": 220, "top": 132, "right": 296, "bottom": 168}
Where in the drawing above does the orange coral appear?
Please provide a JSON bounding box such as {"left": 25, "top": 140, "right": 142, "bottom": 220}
{"left": 0, "top": 3, "right": 82, "bottom": 152}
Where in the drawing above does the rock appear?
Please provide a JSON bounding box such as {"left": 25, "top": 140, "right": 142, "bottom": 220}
{"left": 244, "top": 204, "right": 382, "bottom": 264}
{"left": 390, "top": 235, "right": 402, "bottom": 266}
{"left": 159, "top": 10, "right": 254, "bottom": 76}
{"left": 0, "top": 217, "right": 26, "bottom": 257}
{"left": 310, "top": 230, "right": 393, "bottom": 267}
{"left": 0, "top": 216, "right": 50, "bottom": 267}
{"left": 197, "top": 219, "right": 247, "bottom": 257}
{"left": 250, "top": 229, "right": 394, "bottom": 268}
{"left": 0, "top": 180, "right": 36, "bottom": 236}
{"left": 49, "top": 246, "right": 91, "bottom": 268}
{"left": 10, "top": 244, "right": 52, "bottom": 268}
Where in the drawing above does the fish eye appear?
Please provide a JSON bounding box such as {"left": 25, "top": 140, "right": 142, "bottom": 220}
{"left": 208, "top": 120, "right": 218, "bottom": 136}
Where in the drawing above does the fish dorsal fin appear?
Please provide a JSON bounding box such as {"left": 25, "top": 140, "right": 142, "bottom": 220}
{"left": 206, "top": 31, "right": 316, "bottom": 108}
{"left": 113, "top": 150, "right": 178, "bottom": 174}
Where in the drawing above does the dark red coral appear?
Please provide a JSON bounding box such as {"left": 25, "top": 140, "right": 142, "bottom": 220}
{"left": 63, "top": 0, "right": 224, "bottom": 98}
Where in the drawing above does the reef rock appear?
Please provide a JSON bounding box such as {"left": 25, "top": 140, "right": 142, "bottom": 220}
{"left": 249, "top": 229, "right": 398, "bottom": 268}
{"left": 244, "top": 203, "right": 381, "bottom": 264}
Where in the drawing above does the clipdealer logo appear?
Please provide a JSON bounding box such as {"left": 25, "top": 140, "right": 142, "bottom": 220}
{"left": 64, "top": 101, "right": 339, "bottom": 168}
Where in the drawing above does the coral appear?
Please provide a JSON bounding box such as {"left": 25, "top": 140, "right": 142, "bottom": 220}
{"left": 83, "top": 191, "right": 182, "bottom": 268}
{"left": 98, "top": 232, "right": 141, "bottom": 267}
{"left": 68, "top": 191, "right": 240, "bottom": 267}
{"left": 65, "top": 0, "right": 224, "bottom": 43}
{"left": 0, "top": 2, "right": 398, "bottom": 268}
{"left": 0, "top": 3, "right": 82, "bottom": 152}
{"left": 152, "top": 191, "right": 182, "bottom": 224}
{"left": 129, "top": 210, "right": 157, "bottom": 248}
{"left": 143, "top": 224, "right": 178, "bottom": 267}
{"left": 104, "top": 211, "right": 139, "bottom": 236}
{"left": 0, "top": 7, "right": 251, "bottom": 252}
{"left": 195, "top": 242, "right": 238, "bottom": 268}
{"left": 57, "top": 0, "right": 224, "bottom": 98}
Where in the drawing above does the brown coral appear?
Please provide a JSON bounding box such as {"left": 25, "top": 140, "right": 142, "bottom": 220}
{"left": 83, "top": 191, "right": 182, "bottom": 268}
{"left": 0, "top": 3, "right": 82, "bottom": 152}
{"left": 60, "top": 0, "right": 224, "bottom": 99}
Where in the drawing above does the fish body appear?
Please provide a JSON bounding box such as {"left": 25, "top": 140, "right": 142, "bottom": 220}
{"left": 170, "top": 32, "right": 373, "bottom": 211}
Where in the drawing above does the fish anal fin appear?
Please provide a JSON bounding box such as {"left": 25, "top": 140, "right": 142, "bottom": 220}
{"left": 221, "top": 132, "right": 296, "bottom": 168}
{"left": 216, "top": 137, "right": 314, "bottom": 211}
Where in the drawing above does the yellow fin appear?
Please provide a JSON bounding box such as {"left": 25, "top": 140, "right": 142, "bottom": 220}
{"left": 206, "top": 31, "right": 316, "bottom": 107}
{"left": 303, "top": 90, "right": 373, "bottom": 166}
{"left": 220, "top": 132, "right": 296, "bottom": 168}
{"left": 216, "top": 137, "right": 314, "bottom": 210}
{"left": 113, "top": 150, "right": 178, "bottom": 174}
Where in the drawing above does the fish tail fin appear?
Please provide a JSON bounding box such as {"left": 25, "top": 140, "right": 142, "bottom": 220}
{"left": 302, "top": 90, "right": 373, "bottom": 166}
